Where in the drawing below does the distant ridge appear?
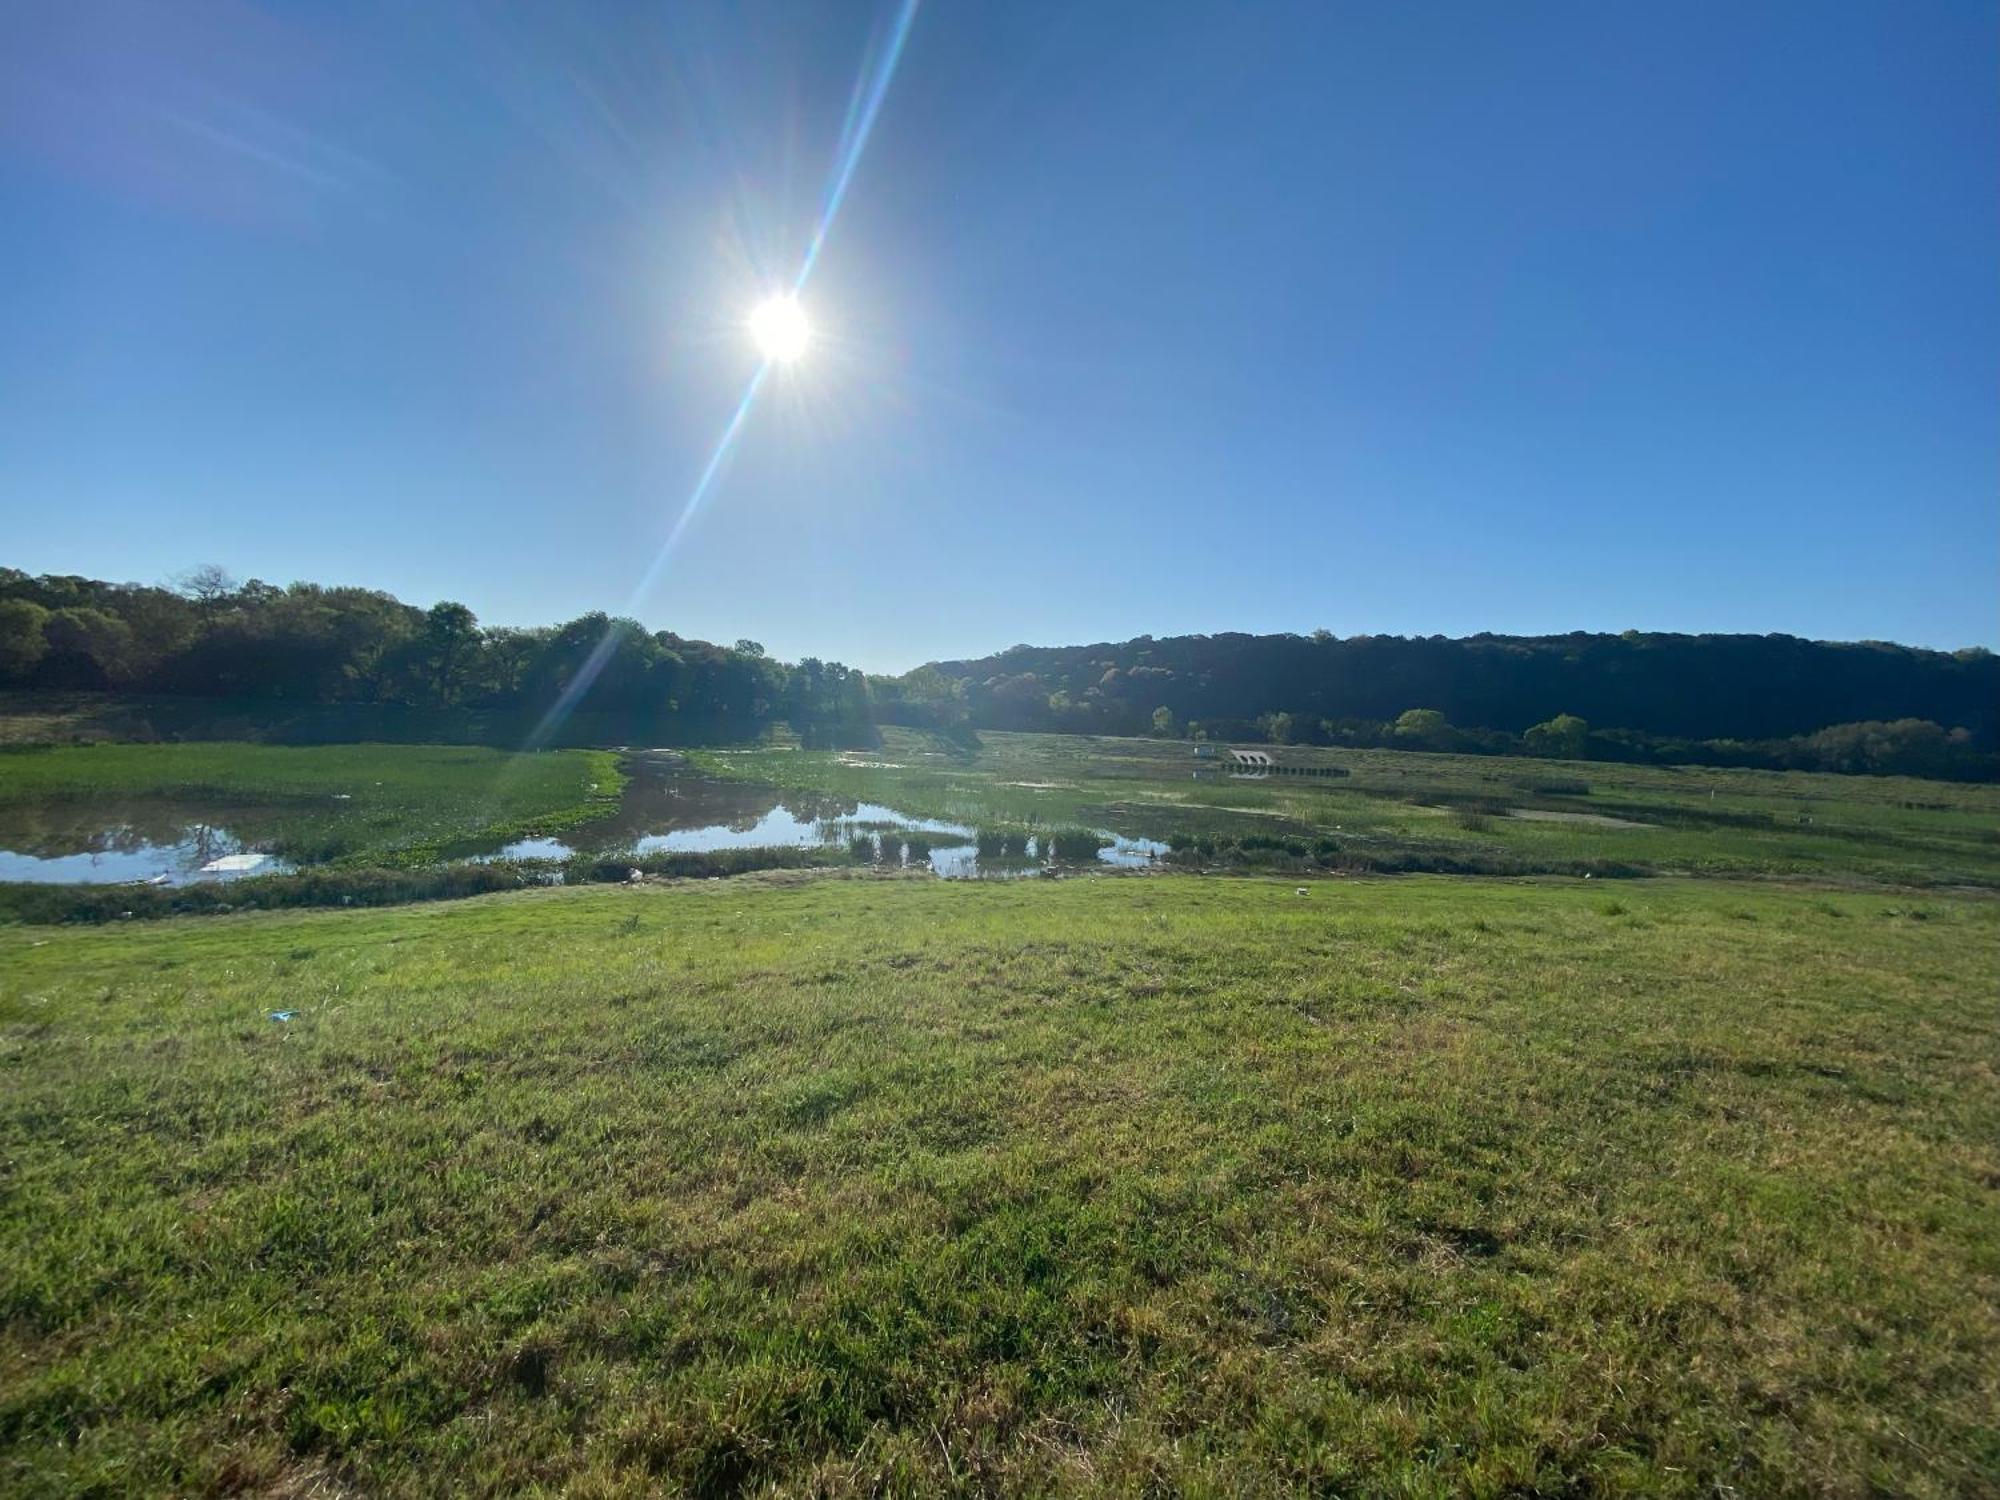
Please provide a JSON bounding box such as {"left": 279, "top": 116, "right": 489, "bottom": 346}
{"left": 900, "top": 629, "right": 1997, "bottom": 747}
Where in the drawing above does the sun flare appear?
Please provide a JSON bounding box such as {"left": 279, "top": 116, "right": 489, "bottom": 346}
{"left": 748, "top": 295, "right": 809, "bottom": 363}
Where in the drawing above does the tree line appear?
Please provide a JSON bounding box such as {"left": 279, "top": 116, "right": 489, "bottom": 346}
{"left": 4, "top": 569, "right": 1993, "bottom": 779}
{"left": 0, "top": 567, "right": 870, "bottom": 745}
{"left": 878, "top": 629, "right": 2000, "bottom": 781}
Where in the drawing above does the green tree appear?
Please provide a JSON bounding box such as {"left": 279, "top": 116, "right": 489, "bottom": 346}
{"left": 1151, "top": 705, "right": 1178, "bottom": 738}
{"left": 1392, "top": 708, "right": 1452, "bottom": 749}
{"left": 1524, "top": 713, "right": 1590, "bottom": 759}
{"left": 0, "top": 598, "right": 50, "bottom": 680}
{"left": 42, "top": 607, "right": 134, "bottom": 683}
{"left": 1804, "top": 719, "right": 1954, "bottom": 777}
{"left": 418, "top": 601, "right": 481, "bottom": 706}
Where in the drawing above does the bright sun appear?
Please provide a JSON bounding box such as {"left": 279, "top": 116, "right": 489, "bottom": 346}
{"left": 748, "top": 295, "right": 809, "bottom": 363}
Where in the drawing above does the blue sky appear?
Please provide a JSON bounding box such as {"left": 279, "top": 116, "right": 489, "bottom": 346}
{"left": 2, "top": 1, "right": 1993, "bottom": 670}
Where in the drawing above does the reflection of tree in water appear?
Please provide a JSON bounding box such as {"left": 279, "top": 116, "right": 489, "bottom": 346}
{"left": 698, "top": 790, "right": 863, "bottom": 838}
{"left": 565, "top": 771, "right": 864, "bottom": 849}
{"left": 0, "top": 801, "right": 265, "bottom": 861}
{"left": 785, "top": 794, "right": 862, "bottom": 828}
{"left": 716, "top": 791, "right": 865, "bottom": 836}
{"left": 184, "top": 823, "right": 230, "bottom": 866}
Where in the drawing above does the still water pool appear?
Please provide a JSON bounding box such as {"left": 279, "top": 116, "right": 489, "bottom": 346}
{"left": 0, "top": 802, "right": 291, "bottom": 885}
{"left": 0, "top": 764, "right": 1165, "bottom": 885}
{"left": 482, "top": 767, "right": 1166, "bottom": 878}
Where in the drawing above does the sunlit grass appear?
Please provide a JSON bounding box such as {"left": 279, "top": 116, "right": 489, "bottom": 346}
{"left": 1, "top": 874, "right": 1995, "bottom": 1494}
{"left": 696, "top": 729, "right": 2000, "bottom": 886}
{"left": 0, "top": 742, "right": 623, "bottom": 867}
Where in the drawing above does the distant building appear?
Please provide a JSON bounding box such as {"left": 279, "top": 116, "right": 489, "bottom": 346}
{"left": 1193, "top": 744, "right": 1217, "bottom": 759}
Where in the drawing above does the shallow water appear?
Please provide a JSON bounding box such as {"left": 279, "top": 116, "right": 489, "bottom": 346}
{"left": 923, "top": 832, "right": 1168, "bottom": 879}
{"left": 0, "top": 765, "right": 1166, "bottom": 885}
{"left": 485, "top": 765, "right": 1166, "bottom": 879}
{"left": 0, "top": 801, "right": 292, "bottom": 885}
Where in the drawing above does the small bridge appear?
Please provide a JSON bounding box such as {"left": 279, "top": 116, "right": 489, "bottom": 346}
{"left": 1208, "top": 747, "right": 1348, "bottom": 780}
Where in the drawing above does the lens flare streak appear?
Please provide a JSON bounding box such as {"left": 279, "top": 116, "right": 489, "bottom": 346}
{"left": 632, "top": 362, "right": 771, "bottom": 607}
{"left": 797, "top": 0, "right": 921, "bottom": 292}
{"left": 521, "top": 362, "right": 769, "bottom": 750}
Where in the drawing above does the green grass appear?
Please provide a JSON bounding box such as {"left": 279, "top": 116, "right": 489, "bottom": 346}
{"left": 3, "top": 873, "right": 1996, "bottom": 1496}
{"left": 0, "top": 742, "right": 623, "bottom": 867}
{"left": 695, "top": 728, "right": 2000, "bottom": 887}
{"left": 0, "top": 848, "right": 865, "bottom": 925}
{"left": 0, "top": 691, "right": 735, "bottom": 752}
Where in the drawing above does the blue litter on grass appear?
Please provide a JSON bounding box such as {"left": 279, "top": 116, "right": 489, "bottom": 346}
{"left": 268, "top": 1010, "right": 298, "bottom": 1022}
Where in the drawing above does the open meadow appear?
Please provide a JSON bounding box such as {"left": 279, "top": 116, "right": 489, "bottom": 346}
{"left": 3, "top": 873, "right": 1997, "bottom": 1496}
{"left": 3, "top": 724, "right": 1999, "bottom": 1495}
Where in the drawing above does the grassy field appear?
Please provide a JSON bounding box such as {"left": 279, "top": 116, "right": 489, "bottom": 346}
{"left": 697, "top": 729, "right": 2000, "bottom": 887}
{"left": 0, "top": 742, "right": 622, "bottom": 867}
{"left": 3, "top": 873, "right": 1996, "bottom": 1496}
{"left": 0, "top": 692, "right": 705, "bottom": 753}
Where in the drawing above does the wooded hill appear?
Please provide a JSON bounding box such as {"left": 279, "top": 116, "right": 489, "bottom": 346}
{"left": 876, "top": 630, "right": 1998, "bottom": 779}
{"left": 0, "top": 567, "right": 869, "bottom": 746}
{"left": 4, "top": 566, "right": 1993, "bottom": 777}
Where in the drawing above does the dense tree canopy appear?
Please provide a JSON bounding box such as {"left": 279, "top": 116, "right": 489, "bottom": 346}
{"left": 3, "top": 568, "right": 1992, "bottom": 778}
{"left": 0, "top": 568, "right": 870, "bottom": 745}
{"left": 907, "top": 631, "right": 1995, "bottom": 742}
{"left": 885, "top": 629, "right": 1998, "bottom": 779}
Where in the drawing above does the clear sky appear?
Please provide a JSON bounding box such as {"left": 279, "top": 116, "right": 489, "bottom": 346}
{"left": 2, "top": 1, "right": 1994, "bottom": 671}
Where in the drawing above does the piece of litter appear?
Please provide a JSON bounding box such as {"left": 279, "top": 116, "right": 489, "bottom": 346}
{"left": 268, "top": 1010, "right": 298, "bottom": 1022}
{"left": 201, "top": 852, "right": 274, "bottom": 874}
{"left": 1296, "top": 887, "right": 1309, "bottom": 896}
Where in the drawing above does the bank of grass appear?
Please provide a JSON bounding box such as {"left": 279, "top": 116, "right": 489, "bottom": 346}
{"left": 1158, "top": 829, "right": 1651, "bottom": 880}
{"left": 2, "top": 874, "right": 1996, "bottom": 1496}
{"left": 695, "top": 729, "right": 2000, "bottom": 887}
{"left": 0, "top": 691, "right": 738, "bottom": 752}
{"left": 0, "top": 846, "right": 859, "bottom": 925}
{"left": 0, "top": 741, "right": 623, "bottom": 867}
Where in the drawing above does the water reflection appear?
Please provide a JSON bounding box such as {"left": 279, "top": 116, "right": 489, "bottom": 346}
{"left": 486, "top": 765, "right": 1167, "bottom": 879}
{"left": 0, "top": 801, "right": 291, "bottom": 885}
{"left": 0, "top": 764, "right": 1168, "bottom": 887}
